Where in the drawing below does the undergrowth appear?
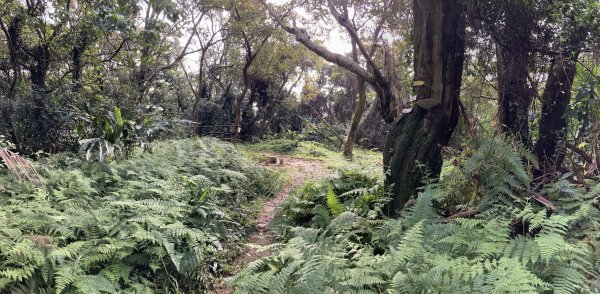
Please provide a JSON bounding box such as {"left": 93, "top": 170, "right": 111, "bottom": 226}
{"left": 233, "top": 137, "right": 600, "bottom": 293}
{"left": 0, "top": 138, "right": 280, "bottom": 293}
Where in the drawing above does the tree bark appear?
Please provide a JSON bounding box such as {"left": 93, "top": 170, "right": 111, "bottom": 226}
{"left": 7, "top": 14, "right": 53, "bottom": 152}
{"left": 496, "top": 44, "right": 533, "bottom": 146}
{"left": 343, "top": 79, "right": 367, "bottom": 156}
{"left": 231, "top": 56, "right": 252, "bottom": 142}
{"left": 231, "top": 81, "right": 249, "bottom": 142}
{"left": 383, "top": 0, "right": 466, "bottom": 216}
{"left": 535, "top": 46, "right": 582, "bottom": 174}
{"left": 191, "top": 49, "right": 207, "bottom": 135}
{"left": 72, "top": 30, "right": 92, "bottom": 89}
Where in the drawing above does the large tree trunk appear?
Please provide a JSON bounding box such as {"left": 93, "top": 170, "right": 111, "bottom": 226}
{"left": 535, "top": 46, "right": 582, "bottom": 174}
{"left": 383, "top": 0, "right": 466, "bottom": 216}
{"left": 496, "top": 44, "right": 533, "bottom": 145}
{"left": 493, "top": 1, "right": 536, "bottom": 146}
{"left": 7, "top": 15, "right": 53, "bottom": 153}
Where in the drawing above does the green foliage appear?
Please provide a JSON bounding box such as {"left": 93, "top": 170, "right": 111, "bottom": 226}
{"left": 440, "top": 136, "right": 539, "bottom": 211}
{"left": 271, "top": 169, "right": 385, "bottom": 236}
{"left": 233, "top": 137, "right": 600, "bottom": 293}
{"left": 0, "top": 138, "right": 279, "bottom": 293}
{"left": 75, "top": 105, "right": 173, "bottom": 162}
{"left": 326, "top": 185, "right": 343, "bottom": 217}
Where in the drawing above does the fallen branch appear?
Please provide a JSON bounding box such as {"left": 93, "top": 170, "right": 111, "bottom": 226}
{"left": 531, "top": 194, "right": 557, "bottom": 210}
{"left": 445, "top": 210, "right": 479, "bottom": 220}
{"left": 565, "top": 142, "right": 593, "bottom": 163}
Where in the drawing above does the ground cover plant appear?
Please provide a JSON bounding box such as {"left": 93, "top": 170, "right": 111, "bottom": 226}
{"left": 1, "top": 0, "right": 598, "bottom": 292}
{"left": 0, "top": 138, "right": 279, "bottom": 293}
{"left": 233, "top": 137, "right": 600, "bottom": 293}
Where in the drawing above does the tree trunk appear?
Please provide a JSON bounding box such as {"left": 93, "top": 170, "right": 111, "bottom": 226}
{"left": 383, "top": 0, "right": 466, "bottom": 217}
{"left": 7, "top": 15, "right": 53, "bottom": 152}
{"left": 191, "top": 50, "right": 207, "bottom": 135}
{"left": 343, "top": 79, "right": 367, "bottom": 156}
{"left": 343, "top": 40, "right": 368, "bottom": 157}
{"left": 356, "top": 98, "right": 390, "bottom": 149}
{"left": 231, "top": 87, "right": 248, "bottom": 142}
{"left": 72, "top": 30, "right": 92, "bottom": 90}
{"left": 496, "top": 33, "right": 533, "bottom": 146}
{"left": 231, "top": 62, "right": 251, "bottom": 143}
{"left": 535, "top": 52, "right": 580, "bottom": 174}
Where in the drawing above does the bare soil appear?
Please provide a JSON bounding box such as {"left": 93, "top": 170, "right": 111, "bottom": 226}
{"left": 212, "top": 154, "right": 328, "bottom": 294}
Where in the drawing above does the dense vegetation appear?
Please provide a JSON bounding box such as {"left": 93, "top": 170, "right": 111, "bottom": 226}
{"left": 234, "top": 138, "right": 600, "bottom": 293}
{"left": 1, "top": 0, "right": 599, "bottom": 293}
{"left": 0, "top": 139, "right": 278, "bottom": 293}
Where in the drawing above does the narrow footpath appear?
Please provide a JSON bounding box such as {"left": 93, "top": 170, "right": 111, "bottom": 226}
{"left": 214, "top": 155, "right": 328, "bottom": 294}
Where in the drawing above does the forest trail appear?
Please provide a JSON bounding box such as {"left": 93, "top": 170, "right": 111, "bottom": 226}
{"left": 214, "top": 154, "right": 329, "bottom": 294}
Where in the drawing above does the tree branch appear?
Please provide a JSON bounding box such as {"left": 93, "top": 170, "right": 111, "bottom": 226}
{"left": 565, "top": 142, "right": 593, "bottom": 164}
{"left": 326, "top": 0, "right": 386, "bottom": 82}
{"left": 258, "top": 0, "right": 373, "bottom": 83}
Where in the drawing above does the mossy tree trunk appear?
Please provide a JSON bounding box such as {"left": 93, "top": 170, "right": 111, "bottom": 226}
{"left": 6, "top": 14, "right": 54, "bottom": 152}
{"left": 383, "top": 0, "right": 466, "bottom": 216}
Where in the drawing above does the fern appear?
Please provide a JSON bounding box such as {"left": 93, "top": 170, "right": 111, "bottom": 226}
{"left": 326, "top": 185, "right": 344, "bottom": 216}
{"left": 234, "top": 136, "right": 600, "bottom": 294}
{"left": 0, "top": 138, "right": 280, "bottom": 293}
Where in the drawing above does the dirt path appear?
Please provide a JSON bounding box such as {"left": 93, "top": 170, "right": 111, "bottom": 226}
{"left": 213, "top": 155, "right": 328, "bottom": 294}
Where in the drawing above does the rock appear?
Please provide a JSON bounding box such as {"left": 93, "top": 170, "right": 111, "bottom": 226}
{"left": 266, "top": 156, "right": 283, "bottom": 165}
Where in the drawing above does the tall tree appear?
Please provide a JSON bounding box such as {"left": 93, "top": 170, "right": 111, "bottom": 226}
{"left": 134, "top": 0, "right": 198, "bottom": 103}
{"left": 383, "top": 0, "right": 466, "bottom": 216}
{"left": 493, "top": 1, "right": 536, "bottom": 146}
{"left": 342, "top": 39, "right": 369, "bottom": 157}
{"left": 0, "top": 0, "right": 66, "bottom": 152}
{"left": 229, "top": 0, "right": 273, "bottom": 142}
{"left": 342, "top": 20, "right": 384, "bottom": 157}
{"left": 534, "top": 0, "right": 598, "bottom": 175}
{"left": 259, "top": 0, "right": 402, "bottom": 124}
{"left": 261, "top": 0, "right": 465, "bottom": 215}
{"left": 535, "top": 39, "right": 582, "bottom": 174}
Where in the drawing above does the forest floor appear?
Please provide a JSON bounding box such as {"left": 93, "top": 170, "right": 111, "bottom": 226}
{"left": 212, "top": 140, "right": 382, "bottom": 293}
{"left": 213, "top": 153, "right": 330, "bottom": 294}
